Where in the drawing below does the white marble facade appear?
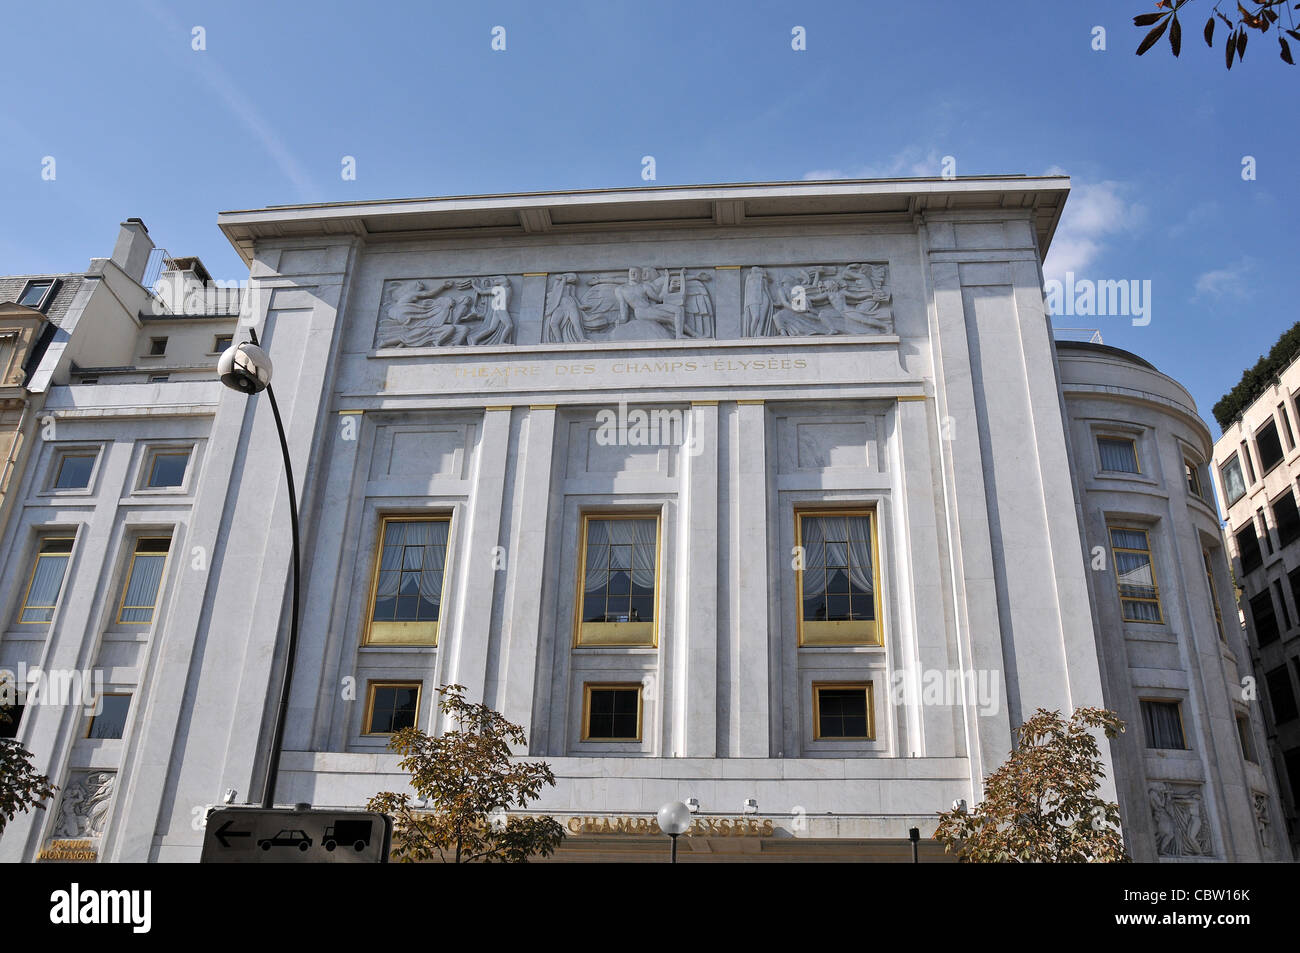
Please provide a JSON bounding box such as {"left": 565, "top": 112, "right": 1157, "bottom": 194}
{"left": 0, "top": 179, "right": 1283, "bottom": 861}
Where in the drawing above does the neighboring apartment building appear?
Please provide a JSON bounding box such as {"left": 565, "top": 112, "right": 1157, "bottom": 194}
{"left": 0, "top": 180, "right": 1285, "bottom": 862}
{"left": 1212, "top": 347, "right": 1300, "bottom": 857}
{"left": 0, "top": 220, "right": 239, "bottom": 859}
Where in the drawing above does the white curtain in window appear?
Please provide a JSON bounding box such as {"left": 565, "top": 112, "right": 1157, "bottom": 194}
{"left": 26, "top": 555, "right": 69, "bottom": 609}
{"left": 121, "top": 554, "right": 166, "bottom": 620}
{"left": 801, "top": 517, "right": 872, "bottom": 594}
{"left": 584, "top": 519, "right": 656, "bottom": 593}
{"left": 1099, "top": 439, "right": 1138, "bottom": 472}
{"left": 421, "top": 520, "right": 448, "bottom": 607}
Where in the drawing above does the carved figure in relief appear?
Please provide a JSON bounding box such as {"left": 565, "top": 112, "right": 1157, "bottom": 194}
{"left": 375, "top": 277, "right": 515, "bottom": 348}
{"left": 572, "top": 267, "right": 714, "bottom": 341}
{"left": 466, "top": 276, "right": 513, "bottom": 346}
{"left": 743, "top": 267, "right": 774, "bottom": 337}
{"left": 543, "top": 273, "right": 587, "bottom": 343}
{"left": 1148, "top": 782, "right": 1211, "bottom": 856}
{"left": 744, "top": 263, "right": 894, "bottom": 336}
{"left": 53, "top": 772, "right": 115, "bottom": 840}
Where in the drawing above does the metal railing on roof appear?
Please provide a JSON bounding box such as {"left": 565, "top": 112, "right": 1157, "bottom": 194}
{"left": 1052, "top": 327, "right": 1104, "bottom": 344}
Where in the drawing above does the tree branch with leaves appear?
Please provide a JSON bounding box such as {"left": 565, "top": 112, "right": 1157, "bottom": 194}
{"left": 1134, "top": 0, "right": 1300, "bottom": 67}
{"left": 1, "top": 706, "right": 57, "bottom": 835}
{"left": 934, "top": 707, "right": 1130, "bottom": 863}
{"left": 366, "top": 684, "right": 565, "bottom": 863}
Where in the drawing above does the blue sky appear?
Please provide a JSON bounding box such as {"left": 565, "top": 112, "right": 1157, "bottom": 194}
{"left": 1, "top": 0, "right": 1293, "bottom": 434}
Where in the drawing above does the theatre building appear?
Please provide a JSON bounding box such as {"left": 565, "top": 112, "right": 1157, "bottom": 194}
{"left": 0, "top": 178, "right": 1285, "bottom": 862}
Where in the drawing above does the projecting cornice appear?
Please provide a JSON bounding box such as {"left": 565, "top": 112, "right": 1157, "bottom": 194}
{"left": 217, "top": 176, "right": 1070, "bottom": 265}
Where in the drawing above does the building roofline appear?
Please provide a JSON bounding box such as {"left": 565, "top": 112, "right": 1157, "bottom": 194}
{"left": 217, "top": 175, "right": 1070, "bottom": 266}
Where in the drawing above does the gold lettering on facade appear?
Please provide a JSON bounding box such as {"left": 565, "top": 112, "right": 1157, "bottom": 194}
{"left": 548, "top": 815, "right": 776, "bottom": 837}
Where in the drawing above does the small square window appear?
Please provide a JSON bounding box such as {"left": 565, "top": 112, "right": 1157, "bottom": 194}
{"left": 17, "top": 279, "right": 53, "bottom": 309}
{"left": 148, "top": 337, "right": 168, "bottom": 356}
{"left": 87, "top": 694, "right": 131, "bottom": 740}
{"left": 149, "top": 375, "right": 169, "bottom": 383}
{"left": 813, "top": 683, "right": 874, "bottom": 740}
{"left": 145, "top": 449, "right": 190, "bottom": 488}
{"left": 53, "top": 453, "right": 96, "bottom": 490}
{"left": 1098, "top": 436, "right": 1140, "bottom": 474}
{"left": 1141, "top": 700, "right": 1187, "bottom": 749}
{"left": 363, "top": 682, "right": 421, "bottom": 735}
{"left": 582, "top": 684, "right": 642, "bottom": 741}
{"left": 214, "top": 334, "right": 233, "bottom": 353}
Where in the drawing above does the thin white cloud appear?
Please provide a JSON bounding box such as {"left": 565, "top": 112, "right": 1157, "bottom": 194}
{"left": 1194, "top": 258, "right": 1255, "bottom": 300}
{"left": 135, "top": 0, "right": 319, "bottom": 201}
{"left": 803, "top": 147, "right": 944, "bottom": 180}
{"left": 1043, "top": 173, "right": 1146, "bottom": 281}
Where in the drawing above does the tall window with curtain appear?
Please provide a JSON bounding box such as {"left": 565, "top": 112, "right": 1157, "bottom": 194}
{"left": 364, "top": 516, "right": 450, "bottom": 645}
{"left": 18, "top": 537, "right": 74, "bottom": 623}
{"left": 576, "top": 514, "right": 659, "bottom": 646}
{"left": 1110, "top": 526, "right": 1163, "bottom": 623}
{"left": 796, "top": 509, "right": 880, "bottom": 645}
{"left": 117, "top": 536, "right": 171, "bottom": 623}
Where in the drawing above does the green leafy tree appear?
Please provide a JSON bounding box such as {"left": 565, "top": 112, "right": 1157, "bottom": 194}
{"left": 1134, "top": 1, "right": 1300, "bottom": 67}
{"left": 934, "top": 707, "right": 1129, "bottom": 862}
{"left": 367, "top": 684, "right": 564, "bottom": 863}
{"left": 0, "top": 706, "right": 57, "bottom": 835}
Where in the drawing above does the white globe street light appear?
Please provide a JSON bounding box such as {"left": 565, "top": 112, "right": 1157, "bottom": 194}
{"left": 657, "top": 801, "right": 692, "bottom": 864}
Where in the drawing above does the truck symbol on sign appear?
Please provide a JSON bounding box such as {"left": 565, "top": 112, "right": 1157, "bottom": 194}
{"left": 322, "top": 819, "right": 374, "bottom": 852}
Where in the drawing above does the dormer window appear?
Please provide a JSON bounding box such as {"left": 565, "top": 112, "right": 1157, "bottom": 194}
{"left": 17, "top": 279, "right": 54, "bottom": 310}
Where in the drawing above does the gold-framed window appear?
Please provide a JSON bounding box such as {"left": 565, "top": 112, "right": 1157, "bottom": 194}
{"left": 812, "top": 682, "right": 875, "bottom": 740}
{"left": 1109, "top": 526, "right": 1163, "bottom": 623}
{"left": 363, "top": 516, "right": 450, "bottom": 645}
{"left": 18, "top": 537, "right": 75, "bottom": 624}
{"left": 581, "top": 683, "right": 643, "bottom": 742}
{"left": 53, "top": 453, "right": 97, "bottom": 490}
{"left": 363, "top": 681, "right": 422, "bottom": 735}
{"left": 795, "top": 508, "right": 881, "bottom": 646}
{"left": 117, "top": 536, "right": 171, "bottom": 624}
{"left": 145, "top": 448, "right": 190, "bottom": 488}
{"left": 574, "top": 514, "right": 660, "bottom": 647}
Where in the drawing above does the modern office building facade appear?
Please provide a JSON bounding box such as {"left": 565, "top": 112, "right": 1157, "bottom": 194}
{"left": 0, "top": 179, "right": 1285, "bottom": 862}
{"left": 1212, "top": 355, "right": 1300, "bottom": 857}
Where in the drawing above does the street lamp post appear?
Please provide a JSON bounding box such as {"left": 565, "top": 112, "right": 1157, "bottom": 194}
{"left": 217, "top": 330, "right": 302, "bottom": 810}
{"left": 656, "top": 801, "right": 692, "bottom": 864}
